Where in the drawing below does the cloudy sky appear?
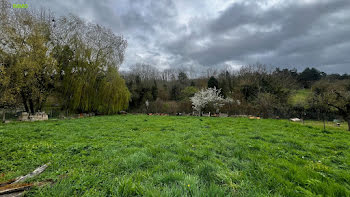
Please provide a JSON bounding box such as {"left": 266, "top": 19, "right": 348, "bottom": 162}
{"left": 25, "top": 0, "right": 350, "bottom": 73}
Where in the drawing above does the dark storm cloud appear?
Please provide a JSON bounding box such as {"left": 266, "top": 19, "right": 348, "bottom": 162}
{"left": 26, "top": 0, "right": 350, "bottom": 73}
{"left": 119, "top": 0, "right": 177, "bottom": 33}
{"left": 167, "top": 0, "right": 350, "bottom": 73}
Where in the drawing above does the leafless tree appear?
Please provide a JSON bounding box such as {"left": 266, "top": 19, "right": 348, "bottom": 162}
{"left": 129, "top": 63, "right": 160, "bottom": 81}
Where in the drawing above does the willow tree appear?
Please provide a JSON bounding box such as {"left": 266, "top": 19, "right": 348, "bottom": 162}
{"left": 52, "top": 15, "right": 129, "bottom": 114}
{"left": 97, "top": 67, "right": 130, "bottom": 114}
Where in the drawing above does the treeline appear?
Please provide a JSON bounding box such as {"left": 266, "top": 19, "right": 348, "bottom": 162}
{"left": 123, "top": 63, "right": 350, "bottom": 130}
{"left": 0, "top": 3, "right": 130, "bottom": 115}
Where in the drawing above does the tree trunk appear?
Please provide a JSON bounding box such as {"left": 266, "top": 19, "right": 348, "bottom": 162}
{"left": 23, "top": 101, "right": 29, "bottom": 113}
{"left": 29, "top": 99, "right": 35, "bottom": 114}
{"left": 2, "top": 108, "right": 5, "bottom": 123}
{"left": 38, "top": 100, "right": 43, "bottom": 112}
{"left": 347, "top": 118, "right": 350, "bottom": 131}
{"left": 21, "top": 93, "right": 29, "bottom": 113}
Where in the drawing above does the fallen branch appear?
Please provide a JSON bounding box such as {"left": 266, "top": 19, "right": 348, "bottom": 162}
{"left": 0, "top": 191, "right": 24, "bottom": 197}
{"left": 0, "top": 183, "right": 33, "bottom": 195}
{"left": 13, "top": 163, "right": 50, "bottom": 184}
{"left": 0, "top": 181, "right": 53, "bottom": 196}
{"left": 0, "top": 163, "right": 51, "bottom": 196}
{"left": 0, "top": 180, "right": 16, "bottom": 187}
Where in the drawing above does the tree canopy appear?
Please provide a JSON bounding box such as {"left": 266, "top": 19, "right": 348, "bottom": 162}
{"left": 0, "top": 4, "right": 130, "bottom": 115}
{"left": 312, "top": 80, "right": 350, "bottom": 131}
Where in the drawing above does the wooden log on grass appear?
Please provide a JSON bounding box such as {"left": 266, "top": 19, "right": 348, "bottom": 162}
{"left": 0, "top": 179, "right": 16, "bottom": 187}
{"left": 0, "top": 183, "right": 33, "bottom": 195}
{"left": 0, "top": 181, "right": 53, "bottom": 196}
{"left": 0, "top": 163, "right": 51, "bottom": 196}
{"left": 13, "top": 163, "right": 50, "bottom": 184}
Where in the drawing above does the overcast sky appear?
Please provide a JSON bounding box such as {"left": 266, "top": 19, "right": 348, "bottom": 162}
{"left": 24, "top": 0, "right": 350, "bottom": 74}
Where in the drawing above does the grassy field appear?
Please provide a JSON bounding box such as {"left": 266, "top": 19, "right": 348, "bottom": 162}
{"left": 295, "top": 120, "right": 349, "bottom": 132}
{"left": 0, "top": 115, "right": 350, "bottom": 196}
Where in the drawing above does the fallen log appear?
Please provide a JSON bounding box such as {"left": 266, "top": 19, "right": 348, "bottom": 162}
{"left": 0, "top": 179, "right": 16, "bottom": 187}
{"left": 0, "top": 183, "right": 33, "bottom": 195}
{"left": 0, "top": 163, "right": 51, "bottom": 196}
{"left": 0, "top": 181, "right": 53, "bottom": 196}
{"left": 0, "top": 191, "right": 24, "bottom": 197}
{"left": 13, "top": 163, "right": 50, "bottom": 184}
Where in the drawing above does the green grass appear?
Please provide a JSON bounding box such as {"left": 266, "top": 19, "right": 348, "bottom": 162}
{"left": 289, "top": 89, "right": 312, "bottom": 105}
{"left": 0, "top": 115, "right": 350, "bottom": 196}
{"left": 295, "top": 120, "right": 349, "bottom": 132}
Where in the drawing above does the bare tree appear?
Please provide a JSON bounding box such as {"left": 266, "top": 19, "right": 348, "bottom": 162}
{"left": 129, "top": 63, "right": 160, "bottom": 81}
{"left": 205, "top": 68, "right": 218, "bottom": 78}
{"left": 161, "top": 68, "right": 177, "bottom": 81}
{"left": 313, "top": 80, "right": 350, "bottom": 131}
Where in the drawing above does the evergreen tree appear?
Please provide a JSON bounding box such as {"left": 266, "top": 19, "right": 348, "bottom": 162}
{"left": 208, "top": 76, "right": 219, "bottom": 88}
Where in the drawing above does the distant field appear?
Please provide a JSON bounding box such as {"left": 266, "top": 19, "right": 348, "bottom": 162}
{"left": 289, "top": 89, "right": 312, "bottom": 104}
{"left": 0, "top": 115, "right": 349, "bottom": 196}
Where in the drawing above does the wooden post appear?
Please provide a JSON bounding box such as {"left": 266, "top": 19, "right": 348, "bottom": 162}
{"left": 323, "top": 113, "right": 326, "bottom": 131}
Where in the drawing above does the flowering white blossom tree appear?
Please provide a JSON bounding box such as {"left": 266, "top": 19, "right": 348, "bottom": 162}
{"left": 190, "top": 87, "right": 233, "bottom": 115}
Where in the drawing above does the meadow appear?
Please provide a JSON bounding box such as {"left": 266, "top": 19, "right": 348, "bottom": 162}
{"left": 0, "top": 115, "right": 349, "bottom": 196}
